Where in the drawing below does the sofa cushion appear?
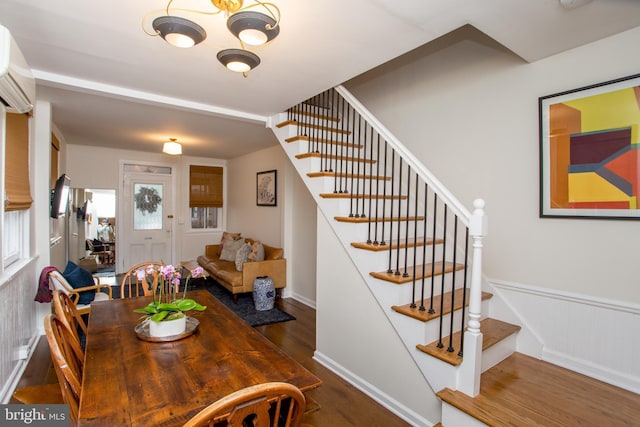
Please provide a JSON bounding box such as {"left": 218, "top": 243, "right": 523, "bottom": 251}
{"left": 62, "top": 261, "right": 96, "bottom": 305}
{"left": 235, "top": 242, "right": 252, "bottom": 271}
{"left": 214, "top": 268, "right": 243, "bottom": 289}
{"left": 220, "top": 238, "right": 245, "bottom": 261}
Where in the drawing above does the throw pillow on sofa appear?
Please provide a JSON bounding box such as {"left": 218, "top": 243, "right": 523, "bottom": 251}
{"left": 62, "top": 261, "right": 96, "bottom": 305}
{"left": 217, "top": 231, "right": 242, "bottom": 257}
{"left": 220, "top": 237, "right": 245, "bottom": 261}
{"left": 235, "top": 242, "right": 252, "bottom": 271}
{"left": 247, "top": 240, "right": 265, "bottom": 262}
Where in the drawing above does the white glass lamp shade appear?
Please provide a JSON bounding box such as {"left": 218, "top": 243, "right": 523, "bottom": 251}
{"left": 153, "top": 16, "right": 206, "bottom": 48}
{"left": 217, "top": 48, "right": 260, "bottom": 73}
{"left": 227, "top": 11, "right": 279, "bottom": 46}
{"left": 162, "top": 140, "right": 182, "bottom": 155}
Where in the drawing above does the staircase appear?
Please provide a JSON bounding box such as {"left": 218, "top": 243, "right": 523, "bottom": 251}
{"left": 269, "top": 86, "right": 640, "bottom": 425}
{"left": 269, "top": 85, "right": 510, "bottom": 424}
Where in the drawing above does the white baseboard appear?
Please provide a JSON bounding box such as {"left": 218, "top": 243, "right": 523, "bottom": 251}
{"left": 0, "top": 333, "right": 42, "bottom": 404}
{"left": 290, "top": 292, "right": 316, "bottom": 309}
{"left": 313, "top": 350, "right": 435, "bottom": 427}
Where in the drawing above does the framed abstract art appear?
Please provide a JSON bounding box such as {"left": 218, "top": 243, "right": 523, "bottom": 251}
{"left": 539, "top": 73, "right": 640, "bottom": 219}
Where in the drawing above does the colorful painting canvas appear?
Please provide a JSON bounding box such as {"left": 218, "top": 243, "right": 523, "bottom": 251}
{"left": 539, "top": 74, "right": 640, "bottom": 219}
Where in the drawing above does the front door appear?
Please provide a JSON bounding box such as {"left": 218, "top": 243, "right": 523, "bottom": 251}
{"left": 120, "top": 166, "right": 174, "bottom": 271}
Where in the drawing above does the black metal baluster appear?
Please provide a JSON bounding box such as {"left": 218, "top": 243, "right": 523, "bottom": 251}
{"left": 447, "top": 217, "right": 458, "bottom": 353}
{"left": 387, "top": 150, "right": 395, "bottom": 273}
{"left": 419, "top": 182, "right": 428, "bottom": 311}
{"left": 410, "top": 172, "right": 419, "bottom": 307}
{"left": 436, "top": 206, "right": 448, "bottom": 349}
{"left": 394, "top": 158, "right": 403, "bottom": 276}
{"left": 372, "top": 134, "right": 381, "bottom": 245}
{"left": 402, "top": 165, "right": 411, "bottom": 278}
{"left": 428, "top": 193, "right": 438, "bottom": 314}
{"left": 379, "top": 141, "right": 388, "bottom": 246}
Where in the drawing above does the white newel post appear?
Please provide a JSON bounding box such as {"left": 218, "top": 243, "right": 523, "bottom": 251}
{"left": 457, "top": 199, "right": 487, "bottom": 396}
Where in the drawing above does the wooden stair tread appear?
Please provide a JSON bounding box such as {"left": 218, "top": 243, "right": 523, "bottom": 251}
{"left": 352, "top": 238, "right": 443, "bottom": 251}
{"left": 296, "top": 152, "right": 374, "bottom": 163}
{"left": 336, "top": 215, "right": 424, "bottom": 223}
{"left": 276, "top": 120, "right": 350, "bottom": 135}
{"left": 307, "top": 171, "right": 389, "bottom": 180}
{"left": 321, "top": 193, "right": 406, "bottom": 200}
{"left": 437, "top": 352, "right": 640, "bottom": 426}
{"left": 391, "top": 289, "right": 493, "bottom": 322}
{"left": 286, "top": 135, "right": 360, "bottom": 148}
{"left": 372, "top": 261, "right": 464, "bottom": 284}
{"left": 416, "top": 318, "right": 521, "bottom": 366}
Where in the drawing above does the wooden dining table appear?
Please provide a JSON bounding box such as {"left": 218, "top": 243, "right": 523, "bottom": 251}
{"left": 78, "top": 289, "right": 322, "bottom": 426}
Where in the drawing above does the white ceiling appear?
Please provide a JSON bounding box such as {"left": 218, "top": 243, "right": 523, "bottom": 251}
{"left": 1, "top": 0, "right": 639, "bottom": 159}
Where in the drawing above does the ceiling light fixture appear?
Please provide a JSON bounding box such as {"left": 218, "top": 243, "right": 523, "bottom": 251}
{"left": 143, "top": 0, "right": 280, "bottom": 76}
{"left": 162, "top": 138, "right": 182, "bottom": 155}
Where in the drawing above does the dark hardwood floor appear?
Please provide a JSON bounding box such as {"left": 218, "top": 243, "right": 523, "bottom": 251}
{"left": 11, "top": 296, "right": 411, "bottom": 427}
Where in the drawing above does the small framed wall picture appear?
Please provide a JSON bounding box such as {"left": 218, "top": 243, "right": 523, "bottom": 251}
{"left": 256, "top": 170, "right": 277, "bottom": 206}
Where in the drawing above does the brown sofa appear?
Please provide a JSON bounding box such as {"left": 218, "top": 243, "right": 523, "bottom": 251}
{"left": 196, "top": 238, "right": 286, "bottom": 303}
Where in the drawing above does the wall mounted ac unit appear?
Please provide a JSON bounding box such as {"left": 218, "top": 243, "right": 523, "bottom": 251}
{"left": 0, "top": 25, "right": 35, "bottom": 113}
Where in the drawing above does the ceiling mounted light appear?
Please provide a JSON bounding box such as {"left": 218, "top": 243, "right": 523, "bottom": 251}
{"left": 163, "top": 138, "right": 182, "bottom": 155}
{"left": 227, "top": 10, "right": 279, "bottom": 46}
{"left": 152, "top": 16, "right": 206, "bottom": 48}
{"left": 217, "top": 48, "right": 260, "bottom": 73}
{"left": 143, "top": 0, "right": 280, "bottom": 75}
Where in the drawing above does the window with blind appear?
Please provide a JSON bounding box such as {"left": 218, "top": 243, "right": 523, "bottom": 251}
{"left": 3, "top": 111, "right": 32, "bottom": 267}
{"left": 189, "top": 165, "right": 223, "bottom": 230}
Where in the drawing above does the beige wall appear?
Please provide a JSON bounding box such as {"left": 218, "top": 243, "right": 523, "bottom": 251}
{"left": 345, "top": 25, "right": 640, "bottom": 303}
{"left": 227, "top": 145, "right": 317, "bottom": 302}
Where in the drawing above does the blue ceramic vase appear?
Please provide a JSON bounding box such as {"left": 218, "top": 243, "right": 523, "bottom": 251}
{"left": 253, "top": 276, "right": 275, "bottom": 311}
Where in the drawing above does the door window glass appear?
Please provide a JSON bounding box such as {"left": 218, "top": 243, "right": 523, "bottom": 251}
{"left": 134, "top": 184, "right": 163, "bottom": 230}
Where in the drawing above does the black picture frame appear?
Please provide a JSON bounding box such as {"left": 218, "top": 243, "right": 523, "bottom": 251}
{"left": 256, "top": 170, "right": 277, "bottom": 206}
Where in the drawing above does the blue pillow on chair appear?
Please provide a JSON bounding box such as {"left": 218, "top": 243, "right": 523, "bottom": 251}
{"left": 62, "top": 261, "right": 96, "bottom": 305}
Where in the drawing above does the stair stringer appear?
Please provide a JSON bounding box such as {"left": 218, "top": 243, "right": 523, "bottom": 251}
{"left": 271, "top": 113, "right": 472, "bottom": 397}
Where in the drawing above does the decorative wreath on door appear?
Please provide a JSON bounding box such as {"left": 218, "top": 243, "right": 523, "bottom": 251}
{"left": 135, "top": 186, "right": 162, "bottom": 215}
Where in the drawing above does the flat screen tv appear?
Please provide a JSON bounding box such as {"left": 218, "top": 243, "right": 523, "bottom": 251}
{"left": 50, "top": 174, "right": 71, "bottom": 219}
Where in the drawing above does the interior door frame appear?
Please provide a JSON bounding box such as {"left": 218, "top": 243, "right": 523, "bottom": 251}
{"left": 117, "top": 160, "right": 177, "bottom": 274}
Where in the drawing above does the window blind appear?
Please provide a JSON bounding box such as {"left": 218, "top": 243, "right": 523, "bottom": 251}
{"left": 5, "top": 112, "right": 33, "bottom": 211}
{"left": 189, "top": 165, "right": 223, "bottom": 208}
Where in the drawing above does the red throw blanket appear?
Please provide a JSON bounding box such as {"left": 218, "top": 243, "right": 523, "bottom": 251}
{"left": 35, "top": 266, "right": 58, "bottom": 303}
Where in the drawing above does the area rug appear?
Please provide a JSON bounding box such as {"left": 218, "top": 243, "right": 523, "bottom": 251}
{"left": 202, "top": 280, "right": 296, "bottom": 327}
{"left": 108, "top": 278, "right": 295, "bottom": 327}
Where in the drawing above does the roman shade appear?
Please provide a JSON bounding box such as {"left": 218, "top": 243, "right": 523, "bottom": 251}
{"left": 5, "top": 112, "right": 33, "bottom": 211}
{"left": 189, "top": 165, "right": 223, "bottom": 208}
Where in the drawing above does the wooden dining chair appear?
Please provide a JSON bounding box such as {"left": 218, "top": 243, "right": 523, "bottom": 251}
{"left": 52, "top": 290, "right": 88, "bottom": 350}
{"left": 183, "top": 382, "right": 306, "bottom": 427}
{"left": 48, "top": 270, "right": 112, "bottom": 316}
{"left": 120, "top": 261, "right": 164, "bottom": 298}
{"left": 44, "top": 314, "right": 84, "bottom": 425}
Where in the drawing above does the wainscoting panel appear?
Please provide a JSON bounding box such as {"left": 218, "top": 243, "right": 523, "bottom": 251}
{"left": 0, "top": 259, "right": 39, "bottom": 403}
{"left": 488, "top": 279, "right": 640, "bottom": 394}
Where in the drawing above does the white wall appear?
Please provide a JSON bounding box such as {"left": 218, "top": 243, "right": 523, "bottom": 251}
{"left": 345, "top": 25, "right": 640, "bottom": 304}
{"left": 315, "top": 214, "right": 438, "bottom": 426}
{"left": 66, "top": 144, "right": 229, "bottom": 269}
{"left": 227, "top": 145, "right": 317, "bottom": 302}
